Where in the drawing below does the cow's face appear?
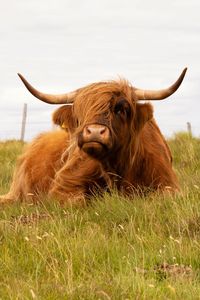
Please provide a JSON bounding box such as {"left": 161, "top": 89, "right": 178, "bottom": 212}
{"left": 72, "top": 81, "right": 153, "bottom": 160}
{"left": 77, "top": 96, "right": 133, "bottom": 159}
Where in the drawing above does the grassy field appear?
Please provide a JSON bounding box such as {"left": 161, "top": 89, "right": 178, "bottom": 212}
{"left": 0, "top": 133, "right": 200, "bottom": 299}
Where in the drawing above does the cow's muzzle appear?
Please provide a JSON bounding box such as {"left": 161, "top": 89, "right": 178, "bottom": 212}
{"left": 78, "top": 124, "right": 112, "bottom": 158}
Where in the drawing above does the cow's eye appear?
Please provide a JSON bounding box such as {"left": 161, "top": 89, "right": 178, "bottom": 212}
{"left": 114, "top": 103, "right": 124, "bottom": 115}
{"left": 114, "top": 99, "right": 130, "bottom": 118}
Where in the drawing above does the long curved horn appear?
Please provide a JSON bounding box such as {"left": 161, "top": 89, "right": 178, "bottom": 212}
{"left": 17, "top": 73, "right": 76, "bottom": 104}
{"left": 134, "top": 68, "right": 187, "bottom": 100}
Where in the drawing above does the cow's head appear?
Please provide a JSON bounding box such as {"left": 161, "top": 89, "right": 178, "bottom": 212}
{"left": 50, "top": 82, "right": 154, "bottom": 161}
{"left": 72, "top": 80, "right": 154, "bottom": 160}
{"left": 17, "top": 68, "right": 187, "bottom": 164}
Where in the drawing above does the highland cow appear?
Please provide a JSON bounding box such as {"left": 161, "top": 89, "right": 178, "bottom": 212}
{"left": 0, "top": 68, "right": 187, "bottom": 205}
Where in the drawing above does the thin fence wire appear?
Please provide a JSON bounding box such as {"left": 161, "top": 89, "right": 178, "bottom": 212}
{"left": 0, "top": 106, "right": 199, "bottom": 142}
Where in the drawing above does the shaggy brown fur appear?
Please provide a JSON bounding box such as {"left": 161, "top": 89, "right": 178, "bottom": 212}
{"left": 1, "top": 79, "right": 179, "bottom": 205}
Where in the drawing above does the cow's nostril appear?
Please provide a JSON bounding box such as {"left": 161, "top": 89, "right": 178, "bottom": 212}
{"left": 99, "top": 126, "right": 106, "bottom": 135}
{"left": 85, "top": 126, "right": 92, "bottom": 135}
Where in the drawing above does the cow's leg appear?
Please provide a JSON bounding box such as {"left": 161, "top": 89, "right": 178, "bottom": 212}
{"left": 49, "top": 154, "right": 107, "bottom": 206}
{"left": 0, "top": 165, "right": 37, "bottom": 204}
{"left": 0, "top": 193, "right": 17, "bottom": 204}
{"left": 0, "top": 167, "right": 24, "bottom": 204}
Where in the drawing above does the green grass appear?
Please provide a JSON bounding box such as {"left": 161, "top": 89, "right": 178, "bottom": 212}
{"left": 0, "top": 133, "right": 200, "bottom": 299}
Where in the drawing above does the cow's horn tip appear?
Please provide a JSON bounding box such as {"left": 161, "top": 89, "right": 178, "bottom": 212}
{"left": 183, "top": 67, "right": 188, "bottom": 74}
{"left": 17, "top": 73, "right": 23, "bottom": 79}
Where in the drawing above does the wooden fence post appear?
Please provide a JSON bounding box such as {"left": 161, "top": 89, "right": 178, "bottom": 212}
{"left": 20, "top": 103, "right": 27, "bottom": 142}
{"left": 186, "top": 122, "right": 192, "bottom": 137}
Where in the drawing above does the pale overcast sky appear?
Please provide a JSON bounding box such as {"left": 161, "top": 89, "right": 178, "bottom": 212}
{"left": 0, "top": 0, "right": 199, "bottom": 140}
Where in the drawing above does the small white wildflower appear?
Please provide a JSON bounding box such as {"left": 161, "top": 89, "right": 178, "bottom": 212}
{"left": 174, "top": 239, "right": 181, "bottom": 244}
{"left": 170, "top": 235, "right": 181, "bottom": 244}
{"left": 118, "top": 224, "right": 124, "bottom": 230}
{"left": 30, "top": 289, "right": 36, "bottom": 299}
{"left": 42, "top": 232, "right": 49, "bottom": 238}
{"left": 24, "top": 236, "right": 29, "bottom": 241}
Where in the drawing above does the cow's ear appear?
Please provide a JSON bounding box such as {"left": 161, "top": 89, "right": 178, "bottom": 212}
{"left": 135, "top": 103, "right": 153, "bottom": 130}
{"left": 52, "top": 105, "right": 75, "bottom": 131}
